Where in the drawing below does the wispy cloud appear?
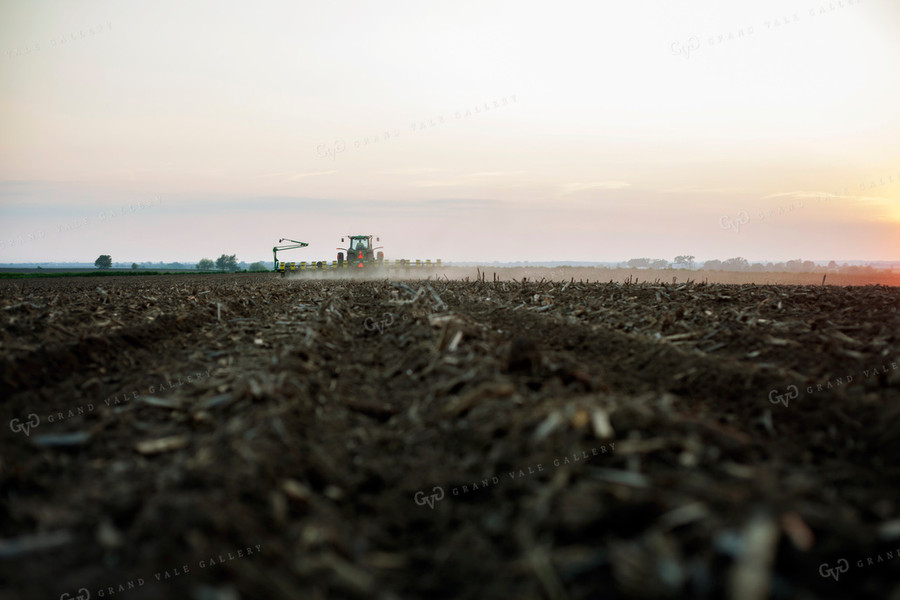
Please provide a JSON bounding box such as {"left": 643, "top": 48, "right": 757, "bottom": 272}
{"left": 660, "top": 187, "right": 738, "bottom": 195}
{"left": 460, "top": 171, "right": 527, "bottom": 178}
{"left": 762, "top": 190, "right": 842, "bottom": 200}
{"left": 405, "top": 170, "right": 527, "bottom": 188}
{"left": 408, "top": 180, "right": 463, "bottom": 188}
{"left": 288, "top": 170, "right": 338, "bottom": 181}
{"left": 421, "top": 198, "right": 501, "bottom": 209}
{"left": 561, "top": 181, "right": 631, "bottom": 194}
{"left": 763, "top": 190, "right": 892, "bottom": 204}
{"left": 376, "top": 168, "right": 443, "bottom": 176}
{"left": 252, "top": 170, "right": 337, "bottom": 181}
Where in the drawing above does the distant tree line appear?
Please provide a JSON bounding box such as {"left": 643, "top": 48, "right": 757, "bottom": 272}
{"left": 195, "top": 255, "right": 266, "bottom": 271}
{"left": 624, "top": 256, "right": 892, "bottom": 274}
{"left": 626, "top": 258, "right": 670, "bottom": 269}
{"left": 93, "top": 254, "right": 267, "bottom": 271}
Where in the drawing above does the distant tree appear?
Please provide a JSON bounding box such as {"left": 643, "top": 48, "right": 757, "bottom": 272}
{"left": 674, "top": 255, "right": 695, "bottom": 269}
{"left": 197, "top": 258, "right": 215, "bottom": 270}
{"left": 94, "top": 255, "right": 112, "bottom": 269}
{"left": 702, "top": 259, "right": 723, "bottom": 270}
{"left": 215, "top": 254, "right": 239, "bottom": 272}
{"left": 131, "top": 263, "right": 139, "bottom": 270}
{"left": 248, "top": 261, "right": 266, "bottom": 271}
{"left": 840, "top": 264, "right": 874, "bottom": 274}
{"left": 785, "top": 259, "right": 804, "bottom": 272}
{"left": 627, "top": 258, "right": 651, "bottom": 268}
{"left": 650, "top": 259, "right": 668, "bottom": 269}
{"left": 722, "top": 257, "right": 749, "bottom": 271}
{"left": 166, "top": 262, "right": 185, "bottom": 269}
{"left": 827, "top": 260, "right": 838, "bottom": 271}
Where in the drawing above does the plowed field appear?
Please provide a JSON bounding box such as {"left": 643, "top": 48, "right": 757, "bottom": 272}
{"left": 2, "top": 273, "right": 898, "bottom": 600}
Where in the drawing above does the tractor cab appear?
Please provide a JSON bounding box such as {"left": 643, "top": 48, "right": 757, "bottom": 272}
{"left": 337, "top": 235, "right": 384, "bottom": 268}
{"left": 350, "top": 237, "right": 370, "bottom": 252}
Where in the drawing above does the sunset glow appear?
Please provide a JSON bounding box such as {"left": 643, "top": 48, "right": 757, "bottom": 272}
{"left": 2, "top": 0, "right": 898, "bottom": 263}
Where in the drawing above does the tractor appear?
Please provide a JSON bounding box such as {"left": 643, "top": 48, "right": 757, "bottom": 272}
{"left": 337, "top": 235, "right": 384, "bottom": 268}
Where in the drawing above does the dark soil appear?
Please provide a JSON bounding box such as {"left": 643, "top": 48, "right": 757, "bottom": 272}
{"left": 1, "top": 274, "right": 898, "bottom": 599}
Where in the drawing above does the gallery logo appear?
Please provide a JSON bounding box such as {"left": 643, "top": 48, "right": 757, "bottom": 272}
{"left": 414, "top": 486, "right": 445, "bottom": 510}
{"left": 768, "top": 385, "right": 799, "bottom": 408}
{"left": 9, "top": 414, "right": 40, "bottom": 437}
{"left": 719, "top": 211, "right": 750, "bottom": 233}
{"left": 671, "top": 36, "right": 700, "bottom": 59}
{"left": 818, "top": 558, "right": 850, "bottom": 581}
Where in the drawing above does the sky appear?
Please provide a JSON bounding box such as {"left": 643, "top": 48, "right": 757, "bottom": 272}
{"left": 1, "top": 0, "right": 898, "bottom": 265}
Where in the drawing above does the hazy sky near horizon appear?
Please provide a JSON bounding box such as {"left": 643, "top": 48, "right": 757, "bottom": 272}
{"left": 1, "top": 0, "right": 898, "bottom": 264}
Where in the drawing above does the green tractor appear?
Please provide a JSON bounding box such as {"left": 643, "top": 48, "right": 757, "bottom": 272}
{"left": 337, "top": 235, "right": 384, "bottom": 269}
